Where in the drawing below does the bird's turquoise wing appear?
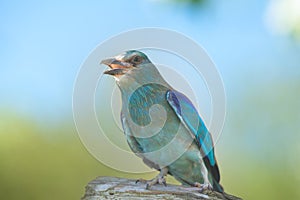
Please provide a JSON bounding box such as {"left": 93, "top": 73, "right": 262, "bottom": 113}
{"left": 120, "top": 112, "right": 160, "bottom": 170}
{"left": 166, "top": 90, "right": 223, "bottom": 192}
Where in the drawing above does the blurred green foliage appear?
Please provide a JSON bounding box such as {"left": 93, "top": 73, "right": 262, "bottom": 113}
{"left": 168, "top": 0, "right": 207, "bottom": 9}
{"left": 219, "top": 79, "right": 300, "bottom": 199}
{"left": 1, "top": 79, "right": 300, "bottom": 200}
{"left": 0, "top": 114, "right": 158, "bottom": 199}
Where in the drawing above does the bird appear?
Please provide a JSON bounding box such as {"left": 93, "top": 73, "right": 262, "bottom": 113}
{"left": 101, "top": 50, "right": 224, "bottom": 193}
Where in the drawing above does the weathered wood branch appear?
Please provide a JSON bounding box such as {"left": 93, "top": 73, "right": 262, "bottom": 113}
{"left": 82, "top": 176, "right": 242, "bottom": 200}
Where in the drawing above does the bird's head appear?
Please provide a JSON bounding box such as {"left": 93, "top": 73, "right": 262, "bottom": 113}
{"left": 101, "top": 50, "right": 151, "bottom": 80}
{"left": 101, "top": 50, "right": 169, "bottom": 92}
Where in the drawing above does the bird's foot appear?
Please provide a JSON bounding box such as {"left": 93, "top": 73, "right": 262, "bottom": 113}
{"left": 135, "top": 176, "right": 167, "bottom": 189}
{"left": 136, "top": 168, "right": 168, "bottom": 190}
{"left": 194, "top": 182, "right": 213, "bottom": 192}
{"left": 145, "top": 175, "right": 167, "bottom": 189}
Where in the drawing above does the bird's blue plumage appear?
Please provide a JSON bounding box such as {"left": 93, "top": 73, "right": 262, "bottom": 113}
{"left": 166, "top": 90, "right": 223, "bottom": 192}
{"left": 102, "top": 50, "right": 224, "bottom": 193}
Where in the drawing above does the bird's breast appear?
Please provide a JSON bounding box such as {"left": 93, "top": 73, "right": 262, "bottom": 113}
{"left": 121, "top": 83, "right": 180, "bottom": 152}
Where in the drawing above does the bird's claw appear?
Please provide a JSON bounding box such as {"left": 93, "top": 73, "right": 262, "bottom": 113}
{"left": 144, "top": 175, "right": 167, "bottom": 189}
{"left": 137, "top": 168, "right": 168, "bottom": 189}
{"left": 194, "top": 182, "right": 213, "bottom": 192}
{"left": 158, "top": 176, "right": 167, "bottom": 186}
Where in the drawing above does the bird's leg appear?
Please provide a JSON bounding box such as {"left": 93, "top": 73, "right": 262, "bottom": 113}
{"left": 194, "top": 162, "right": 213, "bottom": 192}
{"left": 145, "top": 167, "right": 168, "bottom": 189}
{"left": 193, "top": 181, "right": 213, "bottom": 192}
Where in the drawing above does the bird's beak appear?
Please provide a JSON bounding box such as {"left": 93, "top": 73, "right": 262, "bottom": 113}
{"left": 101, "top": 57, "right": 132, "bottom": 76}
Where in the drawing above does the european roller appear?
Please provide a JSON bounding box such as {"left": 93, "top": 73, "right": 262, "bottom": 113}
{"left": 101, "top": 50, "right": 224, "bottom": 193}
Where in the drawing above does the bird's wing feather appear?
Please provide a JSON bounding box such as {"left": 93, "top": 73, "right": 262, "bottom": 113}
{"left": 166, "top": 90, "right": 221, "bottom": 184}
{"left": 120, "top": 111, "right": 144, "bottom": 154}
{"left": 120, "top": 111, "right": 160, "bottom": 170}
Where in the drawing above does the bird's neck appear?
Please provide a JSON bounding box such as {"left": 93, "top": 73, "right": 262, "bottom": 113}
{"left": 117, "top": 66, "right": 170, "bottom": 100}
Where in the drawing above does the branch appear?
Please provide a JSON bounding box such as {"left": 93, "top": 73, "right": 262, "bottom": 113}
{"left": 82, "top": 176, "right": 242, "bottom": 200}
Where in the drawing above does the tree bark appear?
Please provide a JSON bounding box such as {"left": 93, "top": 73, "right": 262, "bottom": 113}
{"left": 82, "top": 176, "right": 242, "bottom": 200}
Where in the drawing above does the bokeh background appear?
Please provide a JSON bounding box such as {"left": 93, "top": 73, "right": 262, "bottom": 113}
{"left": 1, "top": 0, "right": 300, "bottom": 199}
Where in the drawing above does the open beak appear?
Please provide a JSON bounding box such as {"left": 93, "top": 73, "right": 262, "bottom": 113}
{"left": 101, "top": 57, "right": 132, "bottom": 76}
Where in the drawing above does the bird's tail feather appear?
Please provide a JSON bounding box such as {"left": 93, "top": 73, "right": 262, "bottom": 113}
{"left": 203, "top": 152, "right": 224, "bottom": 193}
{"left": 212, "top": 176, "right": 224, "bottom": 193}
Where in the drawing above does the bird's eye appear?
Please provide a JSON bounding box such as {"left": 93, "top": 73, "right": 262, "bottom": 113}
{"left": 132, "top": 56, "right": 142, "bottom": 64}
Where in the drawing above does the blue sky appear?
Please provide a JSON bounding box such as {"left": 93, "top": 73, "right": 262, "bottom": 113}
{"left": 0, "top": 0, "right": 299, "bottom": 121}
